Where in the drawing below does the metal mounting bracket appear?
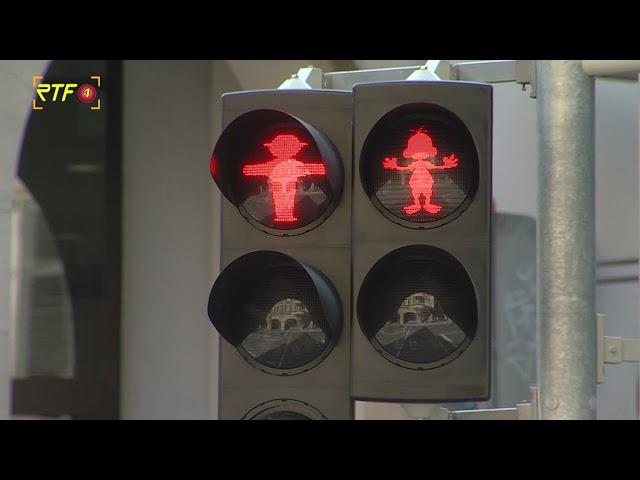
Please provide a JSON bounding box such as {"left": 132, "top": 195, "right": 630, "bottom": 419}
{"left": 515, "top": 60, "right": 537, "bottom": 98}
{"left": 597, "top": 314, "right": 640, "bottom": 384}
{"left": 403, "top": 386, "right": 540, "bottom": 420}
{"left": 445, "top": 385, "right": 540, "bottom": 420}
{"left": 279, "top": 60, "right": 530, "bottom": 92}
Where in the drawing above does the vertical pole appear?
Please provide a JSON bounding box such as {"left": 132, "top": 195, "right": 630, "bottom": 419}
{"left": 537, "top": 60, "right": 596, "bottom": 419}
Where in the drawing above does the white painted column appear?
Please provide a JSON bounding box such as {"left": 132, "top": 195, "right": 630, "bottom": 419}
{"left": 121, "top": 61, "right": 217, "bottom": 419}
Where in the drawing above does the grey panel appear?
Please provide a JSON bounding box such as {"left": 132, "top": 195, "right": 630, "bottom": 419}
{"left": 491, "top": 214, "right": 537, "bottom": 408}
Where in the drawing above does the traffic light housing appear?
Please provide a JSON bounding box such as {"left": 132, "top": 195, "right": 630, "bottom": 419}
{"left": 208, "top": 90, "right": 353, "bottom": 419}
{"left": 351, "top": 81, "right": 492, "bottom": 402}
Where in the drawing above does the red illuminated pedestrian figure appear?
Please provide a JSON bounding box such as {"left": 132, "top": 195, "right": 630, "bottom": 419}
{"left": 242, "top": 134, "right": 326, "bottom": 223}
{"left": 383, "top": 129, "right": 459, "bottom": 215}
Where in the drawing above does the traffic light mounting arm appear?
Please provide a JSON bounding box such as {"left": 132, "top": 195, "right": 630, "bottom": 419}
{"left": 279, "top": 60, "right": 537, "bottom": 93}
{"left": 281, "top": 60, "right": 635, "bottom": 98}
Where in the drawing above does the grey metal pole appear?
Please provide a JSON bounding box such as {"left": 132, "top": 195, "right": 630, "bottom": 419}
{"left": 537, "top": 60, "right": 596, "bottom": 419}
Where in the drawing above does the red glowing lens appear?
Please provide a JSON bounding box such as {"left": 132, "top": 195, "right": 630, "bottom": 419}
{"left": 242, "top": 133, "right": 326, "bottom": 224}
{"left": 211, "top": 110, "right": 342, "bottom": 235}
{"left": 361, "top": 103, "right": 478, "bottom": 228}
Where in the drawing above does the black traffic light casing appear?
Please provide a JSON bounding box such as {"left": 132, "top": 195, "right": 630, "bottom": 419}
{"left": 209, "top": 90, "right": 353, "bottom": 419}
{"left": 351, "top": 81, "right": 492, "bottom": 402}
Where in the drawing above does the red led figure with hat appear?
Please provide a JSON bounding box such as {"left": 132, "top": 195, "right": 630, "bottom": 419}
{"left": 383, "top": 128, "right": 459, "bottom": 215}
{"left": 242, "top": 133, "right": 326, "bottom": 223}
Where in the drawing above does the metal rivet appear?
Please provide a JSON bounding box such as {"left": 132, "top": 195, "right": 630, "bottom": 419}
{"left": 544, "top": 395, "right": 559, "bottom": 410}
{"left": 609, "top": 345, "right": 618, "bottom": 354}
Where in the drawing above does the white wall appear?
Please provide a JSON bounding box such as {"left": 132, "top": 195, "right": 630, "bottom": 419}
{"left": 0, "top": 60, "right": 49, "bottom": 419}
{"left": 594, "top": 78, "right": 639, "bottom": 419}
{"left": 121, "top": 60, "right": 218, "bottom": 419}
{"left": 595, "top": 79, "right": 639, "bottom": 260}
{"left": 492, "top": 83, "right": 538, "bottom": 216}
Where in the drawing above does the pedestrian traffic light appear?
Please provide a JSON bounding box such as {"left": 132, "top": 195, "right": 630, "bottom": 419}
{"left": 210, "top": 108, "right": 344, "bottom": 235}
{"left": 351, "top": 81, "right": 492, "bottom": 402}
{"left": 208, "top": 89, "right": 353, "bottom": 419}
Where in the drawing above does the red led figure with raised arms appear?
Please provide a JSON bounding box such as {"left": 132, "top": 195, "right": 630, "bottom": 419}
{"left": 242, "top": 134, "right": 326, "bottom": 223}
{"left": 383, "top": 128, "right": 459, "bottom": 215}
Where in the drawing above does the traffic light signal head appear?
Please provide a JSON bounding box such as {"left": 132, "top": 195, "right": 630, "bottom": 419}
{"left": 209, "top": 90, "right": 353, "bottom": 419}
{"left": 360, "top": 103, "right": 479, "bottom": 228}
{"left": 210, "top": 108, "right": 343, "bottom": 235}
{"left": 209, "top": 79, "right": 492, "bottom": 413}
{"left": 351, "top": 81, "right": 492, "bottom": 402}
